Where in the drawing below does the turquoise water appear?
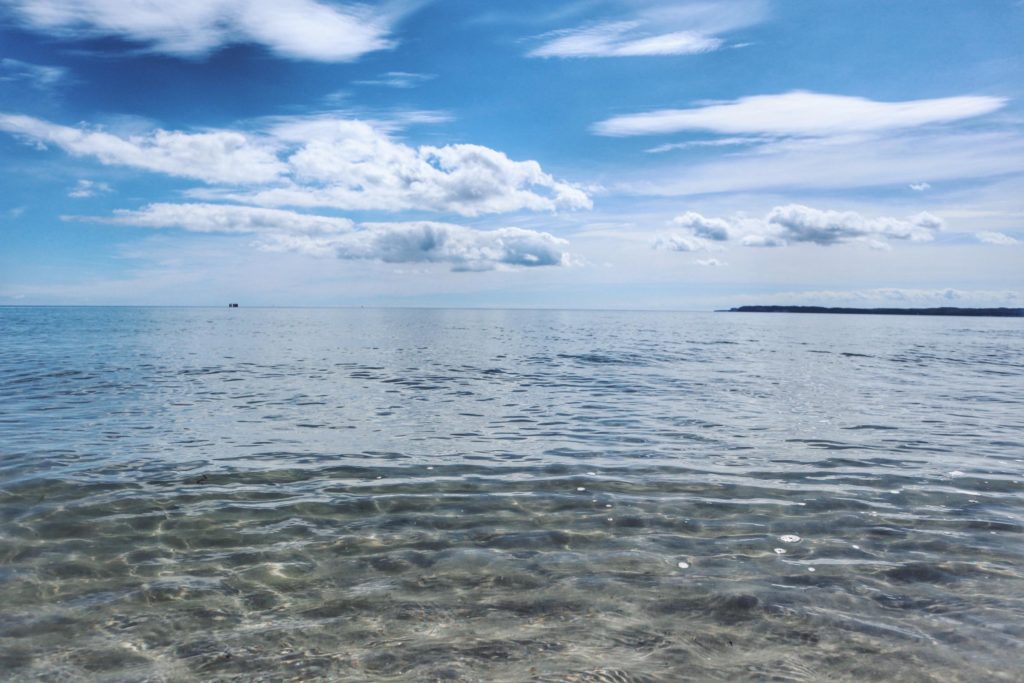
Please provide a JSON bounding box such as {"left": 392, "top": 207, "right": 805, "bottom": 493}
{"left": 1, "top": 307, "right": 1022, "bottom": 681}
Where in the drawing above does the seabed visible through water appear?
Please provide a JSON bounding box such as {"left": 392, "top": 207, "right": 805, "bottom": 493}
{"left": 1, "top": 307, "right": 1022, "bottom": 681}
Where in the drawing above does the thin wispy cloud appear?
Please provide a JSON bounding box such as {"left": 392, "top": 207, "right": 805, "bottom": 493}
{"left": 74, "top": 202, "right": 355, "bottom": 234}
{"left": 531, "top": 22, "right": 721, "bottom": 58}
{"left": 645, "top": 137, "right": 766, "bottom": 153}
{"left": 615, "top": 129, "right": 1024, "bottom": 197}
{"left": 0, "top": 113, "right": 285, "bottom": 184}
{"left": 3, "top": 0, "right": 409, "bottom": 61}
{"left": 68, "top": 179, "right": 112, "bottom": 198}
{"left": 355, "top": 71, "right": 436, "bottom": 89}
{"left": 976, "top": 231, "right": 1019, "bottom": 246}
{"left": 739, "top": 287, "right": 1023, "bottom": 307}
{"left": 0, "top": 58, "right": 68, "bottom": 89}
{"left": 594, "top": 91, "right": 1007, "bottom": 137}
{"left": 529, "top": 0, "right": 766, "bottom": 58}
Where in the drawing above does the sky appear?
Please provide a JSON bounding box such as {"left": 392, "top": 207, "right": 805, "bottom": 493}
{"left": 0, "top": 0, "right": 1021, "bottom": 309}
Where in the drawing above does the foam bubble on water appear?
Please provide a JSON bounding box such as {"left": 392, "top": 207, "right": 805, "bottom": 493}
{"left": 577, "top": 487, "right": 586, "bottom": 492}
{"left": 949, "top": 471, "right": 965, "bottom": 478}
{"left": 890, "top": 489, "right": 901, "bottom": 494}
{"left": 677, "top": 561, "right": 689, "bottom": 569}
{"left": 852, "top": 544, "right": 860, "bottom": 550}
{"left": 774, "top": 548, "right": 786, "bottom": 555}
{"left": 605, "top": 504, "right": 612, "bottom": 508}
{"left": 427, "top": 466, "right": 434, "bottom": 470}
{"left": 587, "top": 471, "right": 597, "bottom": 476}
{"left": 607, "top": 517, "right": 614, "bottom": 522}
{"left": 779, "top": 534, "right": 801, "bottom": 543}
{"left": 807, "top": 567, "right": 816, "bottom": 572}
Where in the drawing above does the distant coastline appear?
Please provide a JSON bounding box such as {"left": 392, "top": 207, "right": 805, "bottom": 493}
{"left": 724, "top": 305, "right": 1024, "bottom": 318}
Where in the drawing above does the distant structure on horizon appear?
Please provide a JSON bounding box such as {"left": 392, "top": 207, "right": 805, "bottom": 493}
{"left": 725, "top": 305, "right": 1023, "bottom": 318}
{"left": 228, "top": 303, "right": 239, "bottom": 308}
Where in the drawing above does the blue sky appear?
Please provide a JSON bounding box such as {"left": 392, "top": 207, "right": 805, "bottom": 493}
{"left": 0, "top": 0, "right": 1021, "bottom": 308}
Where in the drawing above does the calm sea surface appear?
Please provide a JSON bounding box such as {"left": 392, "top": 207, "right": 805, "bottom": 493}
{"left": 1, "top": 307, "right": 1023, "bottom": 682}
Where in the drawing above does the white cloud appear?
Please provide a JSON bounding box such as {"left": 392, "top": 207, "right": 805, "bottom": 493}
{"left": 0, "top": 58, "right": 68, "bottom": 89}
{"left": 593, "top": 91, "right": 1006, "bottom": 137}
{"left": 739, "top": 230, "right": 787, "bottom": 248}
{"left": 529, "top": 1, "right": 764, "bottom": 59}
{"left": 669, "top": 205, "right": 943, "bottom": 248}
{"left": 355, "top": 71, "right": 435, "bottom": 89}
{"left": 204, "top": 117, "right": 591, "bottom": 215}
{"left": 646, "top": 136, "right": 765, "bottom": 153}
{"left": 0, "top": 113, "right": 590, "bottom": 216}
{"left": 910, "top": 182, "right": 931, "bottom": 191}
{"left": 742, "top": 288, "right": 1023, "bottom": 308}
{"left": 4, "top": 0, "right": 402, "bottom": 62}
{"left": 764, "top": 204, "right": 941, "bottom": 246}
{"left": 74, "top": 202, "right": 355, "bottom": 234}
{"left": 673, "top": 211, "right": 731, "bottom": 240}
{"left": 70, "top": 204, "right": 572, "bottom": 271}
{"left": 653, "top": 233, "right": 713, "bottom": 252}
{"left": 976, "top": 231, "right": 1019, "bottom": 245}
{"left": 0, "top": 113, "right": 284, "bottom": 184}
{"left": 531, "top": 22, "right": 720, "bottom": 58}
{"left": 68, "top": 179, "right": 112, "bottom": 198}
{"left": 263, "top": 222, "right": 571, "bottom": 271}
{"left": 616, "top": 130, "right": 1024, "bottom": 196}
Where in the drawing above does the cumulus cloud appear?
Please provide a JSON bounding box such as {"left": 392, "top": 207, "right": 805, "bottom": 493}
{"left": 0, "top": 113, "right": 590, "bottom": 216}
{"left": 673, "top": 211, "right": 731, "bottom": 240}
{"left": 70, "top": 204, "right": 572, "bottom": 271}
{"left": 593, "top": 91, "right": 1006, "bottom": 137}
{"left": 529, "top": 1, "right": 764, "bottom": 58}
{"left": 3, "top": 0, "right": 402, "bottom": 62}
{"left": 0, "top": 58, "right": 68, "bottom": 89}
{"left": 976, "top": 231, "right": 1019, "bottom": 245}
{"left": 264, "top": 222, "right": 570, "bottom": 271}
{"left": 68, "top": 179, "right": 112, "bottom": 198}
{"left": 653, "top": 233, "right": 713, "bottom": 253}
{"left": 764, "top": 204, "right": 941, "bottom": 245}
{"left": 910, "top": 182, "right": 931, "bottom": 191}
{"left": 230, "top": 118, "right": 592, "bottom": 215}
{"left": 667, "top": 204, "right": 943, "bottom": 248}
{"left": 0, "top": 114, "right": 284, "bottom": 184}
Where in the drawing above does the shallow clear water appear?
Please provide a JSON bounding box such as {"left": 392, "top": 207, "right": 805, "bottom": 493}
{"left": 1, "top": 307, "right": 1023, "bottom": 682}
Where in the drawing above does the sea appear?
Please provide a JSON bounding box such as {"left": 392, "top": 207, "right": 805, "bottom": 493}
{"left": 1, "top": 306, "right": 1022, "bottom": 682}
